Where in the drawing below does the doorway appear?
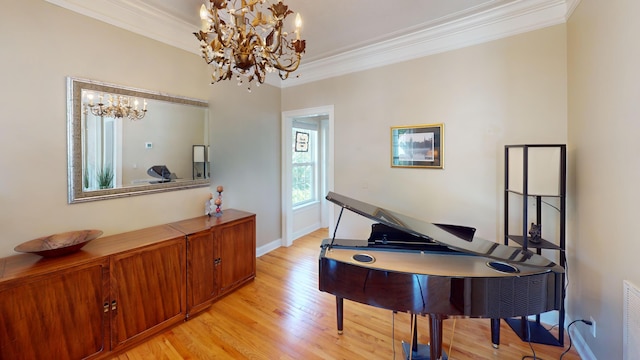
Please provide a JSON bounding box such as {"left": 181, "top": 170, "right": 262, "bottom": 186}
{"left": 281, "top": 106, "right": 334, "bottom": 247}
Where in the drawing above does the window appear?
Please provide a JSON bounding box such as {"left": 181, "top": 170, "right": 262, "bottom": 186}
{"left": 292, "top": 123, "right": 318, "bottom": 207}
{"left": 84, "top": 116, "right": 119, "bottom": 190}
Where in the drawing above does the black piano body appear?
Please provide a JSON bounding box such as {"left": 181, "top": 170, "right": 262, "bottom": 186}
{"left": 318, "top": 192, "right": 563, "bottom": 359}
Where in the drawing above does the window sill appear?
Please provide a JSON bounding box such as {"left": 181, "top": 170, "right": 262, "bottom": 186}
{"left": 293, "top": 200, "right": 320, "bottom": 212}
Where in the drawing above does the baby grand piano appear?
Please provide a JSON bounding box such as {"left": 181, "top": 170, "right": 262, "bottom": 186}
{"left": 319, "top": 192, "right": 563, "bottom": 360}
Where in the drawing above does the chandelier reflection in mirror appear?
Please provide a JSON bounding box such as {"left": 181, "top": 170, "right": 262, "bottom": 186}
{"left": 85, "top": 93, "right": 148, "bottom": 121}
{"left": 194, "top": 0, "right": 306, "bottom": 91}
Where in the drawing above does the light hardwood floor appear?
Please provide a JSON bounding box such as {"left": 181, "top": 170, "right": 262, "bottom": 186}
{"left": 115, "top": 228, "right": 580, "bottom": 360}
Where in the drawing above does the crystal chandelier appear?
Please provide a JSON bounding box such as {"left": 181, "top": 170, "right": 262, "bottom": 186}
{"left": 86, "top": 93, "right": 147, "bottom": 121}
{"left": 194, "top": 0, "right": 306, "bottom": 90}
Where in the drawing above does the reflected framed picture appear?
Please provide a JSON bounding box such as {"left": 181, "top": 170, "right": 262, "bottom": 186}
{"left": 295, "top": 131, "right": 309, "bottom": 152}
{"left": 391, "top": 123, "right": 443, "bottom": 169}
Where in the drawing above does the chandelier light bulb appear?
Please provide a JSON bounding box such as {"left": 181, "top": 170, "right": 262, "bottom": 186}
{"left": 199, "top": 4, "right": 208, "bottom": 20}
{"left": 295, "top": 13, "right": 302, "bottom": 39}
{"left": 295, "top": 13, "right": 302, "bottom": 28}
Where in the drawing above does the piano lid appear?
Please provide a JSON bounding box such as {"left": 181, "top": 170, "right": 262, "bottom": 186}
{"left": 326, "top": 191, "right": 563, "bottom": 271}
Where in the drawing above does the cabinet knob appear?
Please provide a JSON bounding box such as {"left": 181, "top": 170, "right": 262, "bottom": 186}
{"left": 103, "top": 302, "right": 109, "bottom": 313}
{"left": 111, "top": 300, "right": 117, "bottom": 311}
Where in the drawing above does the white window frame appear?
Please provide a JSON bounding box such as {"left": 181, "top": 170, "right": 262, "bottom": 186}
{"left": 292, "top": 122, "right": 319, "bottom": 208}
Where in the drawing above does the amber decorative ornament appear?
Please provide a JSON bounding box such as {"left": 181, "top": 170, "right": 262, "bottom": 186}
{"left": 14, "top": 229, "right": 103, "bottom": 257}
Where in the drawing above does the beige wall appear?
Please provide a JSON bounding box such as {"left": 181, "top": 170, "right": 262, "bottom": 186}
{"left": 283, "top": 25, "right": 568, "bottom": 246}
{"left": 568, "top": 0, "right": 640, "bottom": 358}
{"left": 0, "top": 0, "right": 281, "bottom": 256}
{"left": 4, "top": 1, "right": 633, "bottom": 357}
{"left": 208, "top": 81, "right": 283, "bottom": 249}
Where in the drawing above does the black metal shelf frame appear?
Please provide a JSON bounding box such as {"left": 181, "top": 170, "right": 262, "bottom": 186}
{"left": 503, "top": 144, "right": 566, "bottom": 347}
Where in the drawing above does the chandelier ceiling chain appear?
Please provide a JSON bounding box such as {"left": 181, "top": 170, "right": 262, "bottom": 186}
{"left": 194, "top": 0, "right": 306, "bottom": 91}
{"left": 85, "top": 93, "right": 148, "bottom": 121}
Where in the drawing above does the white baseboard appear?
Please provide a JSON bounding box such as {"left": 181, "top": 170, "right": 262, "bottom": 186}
{"left": 565, "top": 316, "right": 597, "bottom": 360}
{"left": 539, "top": 312, "right": 558, "bottom": 327}
{"left": 292, "top": 223, "right": 321, "bottom": 241}
{"left": 504, "top": 314, "right": 596, "bottom": 359}
{"left": 256, "top": 223, "right": 321, "bottom": 258}
{"left": 256, "top": 221, "right": 323, "bottom": 258}
{"left": 256, "top": 238, "right": 282, "bottom": 257}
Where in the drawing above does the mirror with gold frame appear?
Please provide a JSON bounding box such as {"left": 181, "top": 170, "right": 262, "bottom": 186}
{"left": 67, "top": 77, "right": 210, "bottom": 203}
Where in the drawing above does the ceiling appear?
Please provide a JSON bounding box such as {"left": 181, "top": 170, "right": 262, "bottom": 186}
{"left": 45, "top": 0, "right": 578, "bottom": 87}
{"left": 138, "top": 0, "right": 511, "bottom": 62}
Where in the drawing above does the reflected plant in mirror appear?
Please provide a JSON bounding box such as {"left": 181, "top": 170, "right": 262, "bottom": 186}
{"left": 67, "top": 77, "right": 210, "bottom": 203}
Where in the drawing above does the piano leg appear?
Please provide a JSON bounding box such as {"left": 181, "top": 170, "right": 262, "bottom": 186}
{"left": 336, "top": 297, "right": 343, "bottom": 335}
{"left": 491, "top": 319, "right": 500, "bottom": 349}
{"left": 428, "top": 314, "right": 447, "bottom": 360}
{"left": 412, "top": 315, "right": 419, "bottom": 353}
{"left": 402, "top": 314, "right": 430, "bottom": 360}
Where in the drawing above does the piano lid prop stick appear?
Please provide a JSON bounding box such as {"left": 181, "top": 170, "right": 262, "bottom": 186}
{"left": 329, "top": 207, "right": 345, "bottom": 249}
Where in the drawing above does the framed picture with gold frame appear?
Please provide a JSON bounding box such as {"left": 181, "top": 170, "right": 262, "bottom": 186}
{"left": 391, "top": 123, "right": 443, "bottom": 169}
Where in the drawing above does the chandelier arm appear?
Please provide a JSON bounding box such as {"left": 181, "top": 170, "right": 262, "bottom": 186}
{"left": 214, "top": 22, "right": 235, "bottom": 49}
{"left": 269, "top": 53, "right": 301, "bottom": 72}
{"left": 265, "top": 29, "right": 282, "bottom": 54}
{"left": 249, "top": 29, "right": 266, "bottom": 49}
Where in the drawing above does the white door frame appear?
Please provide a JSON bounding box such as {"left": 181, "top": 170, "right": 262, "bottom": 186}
{"left": 281, "top": 105, "right": 334, "bottom": 247}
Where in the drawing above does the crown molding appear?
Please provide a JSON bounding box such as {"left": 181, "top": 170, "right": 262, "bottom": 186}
{"left": 282, "top": 0, "right": 573, "bottom": 87}
{"left": 45, "top": 0, "right": 198, "bottom": 54}
{"left": 44, "top": 0, "right": 283, "bottom": 87}
{"left": 565, "top": 0, "right": 582, "bottom": 19}
{"left": 46, "top": 0, "right": 575, "bottom": 89}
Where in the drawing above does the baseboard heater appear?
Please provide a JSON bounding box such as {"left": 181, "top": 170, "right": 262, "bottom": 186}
{"left": 624, "top": 280, "right": 640, "bottom": 360}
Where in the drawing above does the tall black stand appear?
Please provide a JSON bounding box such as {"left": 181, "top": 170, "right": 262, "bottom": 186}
{"left": 503, "top": 144, "right": 566, "bottom": 347}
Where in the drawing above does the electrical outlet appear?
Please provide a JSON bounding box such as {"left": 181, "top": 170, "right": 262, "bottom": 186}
{"left": 590, "top": 316, "right": 596, "bottom": 337}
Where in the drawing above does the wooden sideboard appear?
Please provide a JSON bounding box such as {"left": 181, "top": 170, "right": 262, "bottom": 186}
{"left": 0, "top": 209, "right": 256, "bottom": 360}
{"left": 169, "top": 210, "right": 257, "bottom": 317}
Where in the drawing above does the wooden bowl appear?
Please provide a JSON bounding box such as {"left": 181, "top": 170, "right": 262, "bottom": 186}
{"left": 14, "top": 230, "right": 103, "bottom": 257}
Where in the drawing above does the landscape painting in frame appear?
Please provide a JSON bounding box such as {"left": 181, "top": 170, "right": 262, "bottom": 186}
{"left": 391, "top": 123, "right": 443, "bottom": 169}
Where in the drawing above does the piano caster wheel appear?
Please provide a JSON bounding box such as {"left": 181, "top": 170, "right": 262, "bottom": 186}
{"left": 337, "top": 330, "right": 343, "bottom": 335}
{"left": 492, "top": 343, "right": 499, "bottom": 349}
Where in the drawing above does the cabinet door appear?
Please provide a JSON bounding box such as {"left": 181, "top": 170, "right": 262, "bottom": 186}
{"left": 110, "top": 238, "right": 185, "bottom": 350}
{"left": 0, "top": 259, "right": 109, "bottom": 360}
{"left": 218, "top": 216, "right": 256, "bottom": 294}
{"left": 186, "top": 230, "right": 217, "bottom": 316}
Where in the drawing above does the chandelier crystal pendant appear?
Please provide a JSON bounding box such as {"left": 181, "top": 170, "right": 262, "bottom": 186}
{"left": 86, "top": 93, "right": 147, "bottom": 121}
{"left": 194, "top": 0, "right": 306, "bottom": 90}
